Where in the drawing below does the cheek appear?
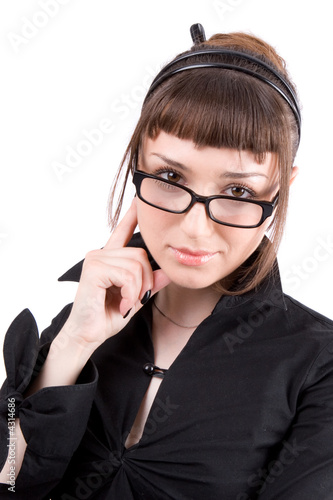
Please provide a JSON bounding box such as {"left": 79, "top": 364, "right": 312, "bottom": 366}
{"left": 219, "top": 224, "right": 268, "bottom": 258}
{"left": 136, "top": 201, "right": 172, "bottom": 239}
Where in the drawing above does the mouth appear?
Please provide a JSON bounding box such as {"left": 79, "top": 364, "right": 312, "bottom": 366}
{"left": 170, "top": 247, "right": 218, "bottom": 267}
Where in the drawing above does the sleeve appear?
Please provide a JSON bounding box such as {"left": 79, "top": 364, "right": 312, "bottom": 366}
{"left": 254, "top": 339, "right": 333, "bottom": 500}
{"left": 0, "top": 307, "right": 98, "bottom": 499}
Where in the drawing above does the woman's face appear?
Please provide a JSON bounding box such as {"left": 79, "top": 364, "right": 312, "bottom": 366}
{"left": 136, "top": 131, "right": 291, "bottom": 291}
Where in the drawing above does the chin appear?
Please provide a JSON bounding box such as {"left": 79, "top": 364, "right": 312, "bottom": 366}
{"left": 162, "top": 265, "right": 225, "bottom": 290}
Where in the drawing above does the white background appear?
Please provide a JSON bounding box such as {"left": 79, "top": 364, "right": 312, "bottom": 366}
{"left": 0, "top": 0, "right": 332, "bottom": 382}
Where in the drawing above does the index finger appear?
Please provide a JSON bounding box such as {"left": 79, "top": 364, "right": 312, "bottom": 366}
{"left": 104, "top": 198, "right": 138, "bottom": 250}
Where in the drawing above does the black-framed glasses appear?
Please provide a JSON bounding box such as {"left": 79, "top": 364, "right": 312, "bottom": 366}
{"left": 132, "top": 169, "right": 279, "bottom": 229}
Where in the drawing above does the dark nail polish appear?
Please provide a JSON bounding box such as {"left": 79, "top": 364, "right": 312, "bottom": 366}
{"left": 141, "top": 290, "right": 152, "bottom": 305}
{"left": 123, "top": 309, "right": 132, "bottom": 319}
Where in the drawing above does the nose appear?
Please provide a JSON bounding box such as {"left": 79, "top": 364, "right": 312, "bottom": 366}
{"left": 179, "top": 200, "right": 214, "bottom": 239}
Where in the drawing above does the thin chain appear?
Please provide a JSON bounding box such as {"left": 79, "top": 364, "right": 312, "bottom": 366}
{"left": 152, "top": 299, "right": 199, "bottom": 329}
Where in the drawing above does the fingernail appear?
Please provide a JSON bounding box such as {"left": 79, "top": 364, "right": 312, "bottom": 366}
{"left": 141, "top": 290, "right": 151, "bottom": 305}
{"left": 123, "top": 308, "right": 132, "bottom": 319}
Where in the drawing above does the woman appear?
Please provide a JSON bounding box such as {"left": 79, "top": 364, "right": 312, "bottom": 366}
{"left": 0, "top": 23, "right": 332, "bottom": 499}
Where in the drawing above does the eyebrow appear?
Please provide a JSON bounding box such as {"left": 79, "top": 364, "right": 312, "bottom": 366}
{"left": 222, "top": 171, "right": 269, "bottom": 179}
{"left": 150, "top": 153, "right": 190, "bottom": 171}
{"left": 150, "top": 153, "right": 268, "bottom": 179}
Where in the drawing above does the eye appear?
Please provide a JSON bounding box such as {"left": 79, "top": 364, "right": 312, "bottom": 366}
{"left": 225, "top": 185, "right": 256, "bottom": 199}
{"left": 156, "top": 169, "right": 182, "bottom": 183}
{"left": 230, "top": 186, "right": 247, "bottom": 198}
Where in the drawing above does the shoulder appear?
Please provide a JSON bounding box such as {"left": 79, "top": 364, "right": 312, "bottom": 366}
{"left": 279, "top": 294, "right": 333, "bottom": 362}
{"left": 284, "top": 293, "right": 333, "bottom": 331}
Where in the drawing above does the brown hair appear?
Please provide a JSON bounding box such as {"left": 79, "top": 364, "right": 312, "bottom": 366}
{"left": 108, "top": 32, "right": 300, "bottom": 295}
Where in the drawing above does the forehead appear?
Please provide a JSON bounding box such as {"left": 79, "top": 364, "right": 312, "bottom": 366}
{"left": 141, "top": 131, "right": 278, "bottom": 180}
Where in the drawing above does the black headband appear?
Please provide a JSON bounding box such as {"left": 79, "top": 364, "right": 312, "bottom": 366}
{"left": 144, "top": 24, "right": 301, "bottom": 142}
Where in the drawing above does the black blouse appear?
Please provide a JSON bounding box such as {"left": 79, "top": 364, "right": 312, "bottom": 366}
{"left": 1, "top": 234, "right": 333, "bottom": 499}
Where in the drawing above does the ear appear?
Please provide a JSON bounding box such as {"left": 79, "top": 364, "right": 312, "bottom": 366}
{"left": 289, "top": 166, "right": 299, "bottom": 186}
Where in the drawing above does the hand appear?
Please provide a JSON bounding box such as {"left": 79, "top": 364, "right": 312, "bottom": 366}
{"left": 61, "top": 199, "right": 171, "bottom": 349}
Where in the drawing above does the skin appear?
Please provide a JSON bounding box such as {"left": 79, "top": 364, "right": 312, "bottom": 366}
{"left": 0, "top": 130, "right": 299, "bottom": 476}
{"left": 137, "top": 131, "right": 298, "bottom": 328}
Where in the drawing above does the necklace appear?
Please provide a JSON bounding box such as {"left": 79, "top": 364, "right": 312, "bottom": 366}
{"left": 152, "top": 299, "right": 200, "bottom": 329}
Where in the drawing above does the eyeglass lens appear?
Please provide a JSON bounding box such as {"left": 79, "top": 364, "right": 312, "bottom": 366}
{"left": 140, "top": 177, "right": 263, "bottom": 227}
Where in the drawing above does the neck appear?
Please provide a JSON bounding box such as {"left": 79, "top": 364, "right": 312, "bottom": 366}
{"left": 155, "top": 283, "right": 222, "bottom": 329}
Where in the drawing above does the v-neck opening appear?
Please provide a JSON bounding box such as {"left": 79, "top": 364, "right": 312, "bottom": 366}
{"left": 122, "top": 299, "right": 211, "bottom": 453}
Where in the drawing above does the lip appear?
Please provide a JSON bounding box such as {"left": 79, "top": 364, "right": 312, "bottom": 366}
{"left": 171, "top": 247, "right": 218, "bottom": 266}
